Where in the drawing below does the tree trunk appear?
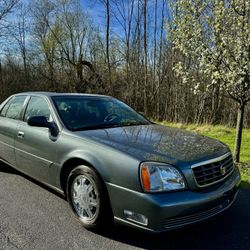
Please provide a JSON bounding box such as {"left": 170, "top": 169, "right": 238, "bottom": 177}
{"left": 143, "top": 0, "right": 148, "bottom": 115}
{"left": 157, "top": 0, "right": 166, "bottom": 121}
{"left": 234, "top": 103, "right": 245, "bottom": 162}
{"left": 106, "top": 0, "right": 112, "bottom": 88}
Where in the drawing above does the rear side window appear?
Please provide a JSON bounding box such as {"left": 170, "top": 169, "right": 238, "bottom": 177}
{"left": 24, "top": 96, "right": 52, "bottom": 122}
{"left": 0, "top": 98, "right": 13, "bottom": 117}
{"left": 4, "top": 96, "right": 27, "bottom": 120}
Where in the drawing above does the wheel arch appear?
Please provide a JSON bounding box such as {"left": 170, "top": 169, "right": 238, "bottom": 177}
{"left": 60, "top": 152, "right": 109, "bottom": 195}
{"left": 63, "top": 157, "right": 114, "bottom": 228}
{"left": 60, "top": 158, "right": 90, "bottom": 193}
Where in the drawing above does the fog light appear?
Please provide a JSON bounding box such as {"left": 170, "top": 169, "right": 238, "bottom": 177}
{"left": 124, "top": 210, "right": 148, "bottom": 226}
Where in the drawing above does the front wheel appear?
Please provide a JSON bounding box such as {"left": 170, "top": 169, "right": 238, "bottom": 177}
{"left": 66, "top": 165, "right": 113, "bottom": 230}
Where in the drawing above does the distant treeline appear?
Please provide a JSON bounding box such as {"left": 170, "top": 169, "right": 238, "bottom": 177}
{"left": 0, "top": 0, "right": 249, "bottom": 127}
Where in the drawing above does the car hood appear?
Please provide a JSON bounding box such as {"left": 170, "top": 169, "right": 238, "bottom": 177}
{"left": 74, "top": 124, "right": 229, "bottom": 168}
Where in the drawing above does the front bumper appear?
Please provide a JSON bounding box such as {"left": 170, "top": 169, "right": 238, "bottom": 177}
{"left": 106, "top": 168, "right": 241, "bottom": 233}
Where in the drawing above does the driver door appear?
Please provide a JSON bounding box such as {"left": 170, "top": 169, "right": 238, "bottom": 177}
{"left": 15, "top": 96, "right": 59, "bottom": 184}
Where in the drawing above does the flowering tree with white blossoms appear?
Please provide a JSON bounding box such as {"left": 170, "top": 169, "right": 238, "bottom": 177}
{"left": 170, "top": 0, "right": 250, "bottom": 162}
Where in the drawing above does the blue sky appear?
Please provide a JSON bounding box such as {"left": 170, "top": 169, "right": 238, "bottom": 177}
{"left": 0, "top": 0, "right": 169, "bottom": 57}
{"left": 18, "top": 0, "right": 169, "bottom": 37}
{"left": 80, "top": 0, "right": 170, "bottom": 37}
{"left": 81, "top": 0, "right": 106, "bottom": 28}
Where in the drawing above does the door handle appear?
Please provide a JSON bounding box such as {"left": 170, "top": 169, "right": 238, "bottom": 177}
{"left": 17, "top": 131, "right": 25, "bottom": 138}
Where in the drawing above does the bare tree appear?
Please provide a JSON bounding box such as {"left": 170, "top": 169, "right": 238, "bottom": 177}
{"left": 0, "top": 0, "right": 249, "bottom": 137}
{"left": 0, "top": 0, "right": 18, "bottom": 22}
{"left": 111, "top": 0, "right": 135, "bottom": 100}
{"left": 143, "top": 0, "right": 148, "bottom": 115}
{"left": 105, "top": 0, "right": 112, "bottom": 87}
{"left": 32, "top": 0, "right": 101, "bottom": 92}
{"left": 9, "top": 2, "right": 30, "bottom": 84}
{"left": 0, "top": 0, "right": 18, "bottom": 39}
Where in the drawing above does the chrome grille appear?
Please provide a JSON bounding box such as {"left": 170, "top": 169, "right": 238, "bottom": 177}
{"left": 192, "top": 153, "right": 234, "bottom": 187}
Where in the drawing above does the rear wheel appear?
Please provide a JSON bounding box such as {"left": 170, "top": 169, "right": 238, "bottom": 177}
{"left": 66, "top": 165, "right": 113, "bottom": 230}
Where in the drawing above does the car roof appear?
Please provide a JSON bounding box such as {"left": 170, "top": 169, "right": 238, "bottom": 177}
{"left": 15, "top": 92, "right": 111, "bottom": 99}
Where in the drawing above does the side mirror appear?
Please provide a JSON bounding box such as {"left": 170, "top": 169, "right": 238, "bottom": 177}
{"left": 27, "top": 116, "right": 59, "bottom": 137}
{"left": 28, "top": 116, "right": 48, "bottom": 127}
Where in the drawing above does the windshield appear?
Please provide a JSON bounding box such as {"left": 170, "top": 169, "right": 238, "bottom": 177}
{"left": 52, "top": 96, "right": 151, "bottom": 131}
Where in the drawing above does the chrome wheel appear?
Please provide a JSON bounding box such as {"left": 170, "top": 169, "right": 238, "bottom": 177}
{"left": 71, "top": 175, "right": 99, "bottom": 222}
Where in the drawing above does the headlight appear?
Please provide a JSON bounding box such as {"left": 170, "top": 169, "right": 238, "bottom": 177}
{"left": 140, "top": 162, "right": 186, "bottom": 192}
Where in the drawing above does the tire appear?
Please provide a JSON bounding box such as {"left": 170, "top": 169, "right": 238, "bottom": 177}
{"left": 66, "top": 165, "right": 113, "bottom": 230}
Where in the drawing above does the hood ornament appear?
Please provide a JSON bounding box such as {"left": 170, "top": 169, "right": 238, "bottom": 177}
{"left": 220, "top": 164, "right": 226, "bottom": 176}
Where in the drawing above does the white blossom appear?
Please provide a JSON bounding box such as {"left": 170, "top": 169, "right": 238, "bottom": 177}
{"left": 169, "top": 0, "right": 250, "bottom": 103}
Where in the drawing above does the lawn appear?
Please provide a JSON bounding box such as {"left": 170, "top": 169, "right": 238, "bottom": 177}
{"left": 158, "top": 122, "right": 250, "bottom": 187}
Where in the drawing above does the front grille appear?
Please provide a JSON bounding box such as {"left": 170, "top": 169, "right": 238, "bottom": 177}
{"left": 192, "top": 153, "right": 234, "bottom": 187}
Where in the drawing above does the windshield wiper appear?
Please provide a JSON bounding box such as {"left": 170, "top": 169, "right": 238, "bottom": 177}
{"left": 119, "top": 121, "right": 149, "bottom": 126}
{"left": 73, "top": 123, "right": 121, "bottom": 131}
{"left": 72, "top": 121, "right": 150, "bottom": 131}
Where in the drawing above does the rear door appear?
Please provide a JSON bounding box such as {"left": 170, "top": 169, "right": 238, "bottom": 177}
{"left": 15, "top": 96, "right": 59, "bottom": 184}
{"left": 0, "top": 95, "right": 28, "bottom": 166}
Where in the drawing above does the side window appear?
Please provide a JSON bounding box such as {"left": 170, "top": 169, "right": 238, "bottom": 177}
{"left": 0, "top": 98, "right": 13, "bottom": 117}
{"left": 24, "top": 97, "right": 52, "bottom": 122}
{"left": 85, "top": 101, "right": 101, "bottom": 119}
{"left": 5, "top": 96, "right": 27, "bottom": 120}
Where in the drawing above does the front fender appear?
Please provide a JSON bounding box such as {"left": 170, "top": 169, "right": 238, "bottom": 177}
{"left": 61, "top": 149, "right": 110, "bottom": 182}
{"left": 55, "top": 131, "right": 142, "bottom": 192}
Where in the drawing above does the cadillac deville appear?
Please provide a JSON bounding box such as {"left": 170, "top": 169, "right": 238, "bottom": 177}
{"left": 0, "top": 92, "right": 241, "bottom": 232}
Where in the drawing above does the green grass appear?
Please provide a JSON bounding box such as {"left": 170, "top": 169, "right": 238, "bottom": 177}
{"left": 158, "top": 121, "right": 250, "bottom": 187}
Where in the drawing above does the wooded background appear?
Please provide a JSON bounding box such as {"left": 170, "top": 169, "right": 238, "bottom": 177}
{"left": 0, "top": 0, "right": 249, "bottom": 128}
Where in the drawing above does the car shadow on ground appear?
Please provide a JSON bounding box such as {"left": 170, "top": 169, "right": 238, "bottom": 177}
{"left": 0, "top": 162, "right": 66, "bottom": 200}
{"left": 1, "top": 162, "right": 249, "bottom": 250}
{"left": 96, "top": 189, "right": 250, "bottom": 250}
{"left": 0, "top": 161, "right": 19, "bottom": 174}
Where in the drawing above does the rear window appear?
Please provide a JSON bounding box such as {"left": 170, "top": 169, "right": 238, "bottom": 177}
{"left": 2, "top": 96, "right": 27, "bottom": 120}
{"left": 0, "top": 98, "right": 13, "bottom": 117}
